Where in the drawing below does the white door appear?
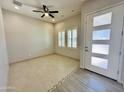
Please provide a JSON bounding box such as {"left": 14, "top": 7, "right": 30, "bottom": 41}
{"left": 85, "top": 4, "right": 124, "bottom": 80}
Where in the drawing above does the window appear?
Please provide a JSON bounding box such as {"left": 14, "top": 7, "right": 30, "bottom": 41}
{"left": 67, "top": 30, "right": 72, "bottom": 47}
{"left": 92, "top": 44, "right": 110, "bottom": 55}
{"left": 58, "top": 32, "right": 65, "bottom": 47}
{"left": 93, "top": 12, "right": 112, "bottom": 27}
{"left": 91, "top": 57, "right": 108, "bottom": 69}
{"left": 67, "top": 28, "right": 77, "bottom": 48}
{"left": 92, "top": 29, "right": 111, "bottom": 40}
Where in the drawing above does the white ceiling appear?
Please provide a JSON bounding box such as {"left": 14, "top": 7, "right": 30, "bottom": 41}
{"left": 0, "top": 0, "right": 85, "bottom": 23}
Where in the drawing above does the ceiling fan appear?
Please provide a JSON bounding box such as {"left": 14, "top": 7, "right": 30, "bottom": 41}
{"left": 33, "top": 5, "right": 59, "bottom": 18}
{"left": 13, "top": 0, "right": 59, "bottom": 18}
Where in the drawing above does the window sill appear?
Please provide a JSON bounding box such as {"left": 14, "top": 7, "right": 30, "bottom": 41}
{"left": 57, "top": 47, "right": 80, "bottom": 50}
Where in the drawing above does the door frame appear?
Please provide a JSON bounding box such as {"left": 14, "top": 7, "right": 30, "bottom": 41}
{"left": 83, "top": 1, "right": 124, "bottom": 83}
{"left": 118, "top": 17, "right": 124, "bottom": 84}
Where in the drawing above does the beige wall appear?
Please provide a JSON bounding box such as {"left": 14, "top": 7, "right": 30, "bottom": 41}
{"left": 55, "top": 14, "right": 81, "bottom": 60}
{"left": 0, "top": 7, "right": 9, "bottom": 91}
{"left": 3, "top": 10, "right": 54, "bottom": 63}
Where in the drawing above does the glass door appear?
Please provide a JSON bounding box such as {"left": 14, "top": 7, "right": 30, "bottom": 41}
{"left": 85, "top": 4, "right": 124, "bottom": 80}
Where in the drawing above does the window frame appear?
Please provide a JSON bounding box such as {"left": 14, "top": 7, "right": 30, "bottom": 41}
{"left": 57, "top": 26, "right": 79, "bottom": 49}
{"left": 67, "top": 27, "right": 78, "bottom": 49}
{"left": 58, "top": 31, "right": 65, "bottom": 47}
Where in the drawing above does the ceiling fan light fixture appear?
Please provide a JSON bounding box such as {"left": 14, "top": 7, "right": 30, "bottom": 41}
{"left": 52, "top": 19, "right": 55, "bottom": 22}
{"left": 45, "top": 13, "right": 49, "bottom": 17}
{"left": 14, "top": 5, "right": 20, "bottom": 10}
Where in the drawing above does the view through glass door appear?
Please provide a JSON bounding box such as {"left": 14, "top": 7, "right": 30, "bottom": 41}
{"left": 85, "top": 4, "right": 124, "bottom": 80}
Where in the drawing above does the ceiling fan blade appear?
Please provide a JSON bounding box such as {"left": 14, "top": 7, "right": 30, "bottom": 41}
{"left": 41, "top": 14, "right": 45, "bottom": 17}
{"left": 49, "top": 14, "right": 54, "bottom": 18}
{"left": 49, "top": 11, "right": 59, "bottom": 13}
{"left": 33, "top": 10, "right": 44, "bottom": 13}
{"left": 43, "top": 5, "right": 47, "bottom": 11}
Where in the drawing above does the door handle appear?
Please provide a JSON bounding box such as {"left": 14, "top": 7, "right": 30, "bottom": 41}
{"left": 85, "top": 46, "right": 88, "bottom": 48}
{"left": 85, "top": 49, "right": 89, "bottom": 52}
{"left": 85, "top": 46, "right": 89, "bottom": 52}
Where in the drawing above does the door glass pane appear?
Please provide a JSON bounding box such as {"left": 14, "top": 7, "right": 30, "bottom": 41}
{"left": 72, "top": 29, "right": 77, "bottom": 48}
{"left": 92, "top": 29, "right": 111, "bottom": 40}
{"left": 92, "top": 44, "right": 109, "bottom": 55}
{"left": 91, "top": 57, "right": 108, "bottom": 69}
{"left": 93, "top": 12, "right": 112, "bottom": 27}
{"left": 67, "top": 30, "right": 72, "bottom": 47}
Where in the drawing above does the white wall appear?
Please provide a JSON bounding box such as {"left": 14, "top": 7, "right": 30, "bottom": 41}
{"left": 122, "top": 50, "right": 124, "bottom": 86}
{"left": 0, "top": 7, "right": 9, "bottom": 91}
{"left": 55, "top": 14, "right": 81, "bottom": 60}
{"left": 3, "top": 10, "right": 54, "bottom": 63}
{"left": 120, "top": 47, "right": 124, "bottom": 86}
